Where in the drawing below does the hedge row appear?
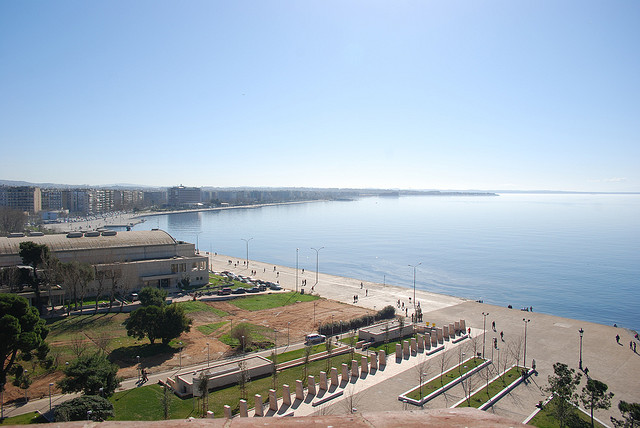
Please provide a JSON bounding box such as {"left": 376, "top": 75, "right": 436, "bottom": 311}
{"left": 318, "top": 305, "right": 395, "bottom": 337}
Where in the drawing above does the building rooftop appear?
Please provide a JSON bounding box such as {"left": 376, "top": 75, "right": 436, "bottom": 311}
{"left": 0, "top": 229, "right": 178, "bottom": 256}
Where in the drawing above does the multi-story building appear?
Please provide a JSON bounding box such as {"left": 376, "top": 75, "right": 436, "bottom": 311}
{"left": 168, "top": 186, "right": 201, "bottom": 207}
{"left": 0, "top": 186, "right": 42, "bottom": 213}
{"left": 40, "top": 189, "right": 64, "bottom": 211}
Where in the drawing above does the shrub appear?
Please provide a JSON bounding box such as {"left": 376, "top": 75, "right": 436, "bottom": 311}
{"left": 54, "top": 395, "right": 113, "bottom": 421}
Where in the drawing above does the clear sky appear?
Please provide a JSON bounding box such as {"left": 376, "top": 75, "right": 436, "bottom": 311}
{"left": 1, "top": 1, "right": 638, "bottom": 191}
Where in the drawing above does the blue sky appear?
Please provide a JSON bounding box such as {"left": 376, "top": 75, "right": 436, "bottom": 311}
{"left": 1, "top": 1, "right": 638, "bottom": 191}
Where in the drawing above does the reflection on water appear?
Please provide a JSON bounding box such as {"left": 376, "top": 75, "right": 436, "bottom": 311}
{"left": 134, "top": 195, "right": 640, "bottom": 330}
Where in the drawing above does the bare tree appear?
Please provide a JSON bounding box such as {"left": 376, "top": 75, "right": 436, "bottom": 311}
{"left": 302, "top": 344, "right": 313, "bottom": 387}
{"left": 414, "top": 357, "right": 430, "bottom": 403}
{"left": 94, "top": 267, "right": 108, "bottom": 313}
{"left": 270, "top": 351, "right": 278, "bottom": 390}
{"left": 107, "top": 265, "right": 123, "bottom": 312}
{"left": 0, "top": 207, "right": 26, "bottom": 234}
{"left": 341, "top": 385, "right": 363, "bottom": 414}
{"left": 195, "top": 372, "right": 209, "bottom": 417}
{"left": 237, "top": 359, "right": 250, "bottom": 401}
{"left": 77, "top": 263, "right": 95, "bottom": 314}
{"left": 325, "top": 338, "right": 334, "bottom": 373}
{"left": 62, "top": 261, "right": 81, "bottom": 310}
{"left": 461, "top": 369, "right": 479, "bottom": 406}
{"left": 93, "top": 332, "right": 111, "bottom": 355}
{"left": 70, "top": 335, "right": 88, "bottom": 358}
{"left": 509, "top": 336, "right": 523, "bottom": 369}
{"left": 162, "top": 383, "right": 171, "bottom": 420}
{"left": 438, "top": 349, "right": 451, "bottom": 386}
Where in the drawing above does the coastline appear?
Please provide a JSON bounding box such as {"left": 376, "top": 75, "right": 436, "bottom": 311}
{"left": 44, "top": 200, "right": 326, "bottom": 233}
{"left": 207, "top": 252, "right": 640, "bottom": 422}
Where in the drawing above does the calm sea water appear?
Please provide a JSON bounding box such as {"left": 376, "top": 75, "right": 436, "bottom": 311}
{"left": 134, "top": 194, "right": 640, "bottom": 331}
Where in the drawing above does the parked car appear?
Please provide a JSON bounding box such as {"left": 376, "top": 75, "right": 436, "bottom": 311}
{"left": 305, "top": 334, "right": 326, "bottom": 345}
{"left": 258, "top": 285, "right": 267, "bottom": 291}
{"left": 247, "top": 287, "right": 260, "bottom": 293}
{"left": 231, "top": 288, "right": 247, "bottom": 294}
{"left": 217, "top": 287, "right": 232, "bottom": 295}
{"left": 269, "top": 284, "right": 282, "bottom": 290}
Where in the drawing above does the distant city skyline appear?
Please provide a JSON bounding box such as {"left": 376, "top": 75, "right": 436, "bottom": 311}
{"left": 1, "top": 1, "right": 638, "bottom": 192}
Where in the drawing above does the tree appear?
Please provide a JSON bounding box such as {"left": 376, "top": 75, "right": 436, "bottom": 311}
{"left": 54, "top": 395, "right": 114, "bottom": 422}
{"left": 546, "top": 362, "right": 582, "bottom": 428}
{"left": 237, "top": 359, "right": 250, "bottom": 401}
{"left": 61, "top": 261, "right": 81, "bottom": 310}
{"left": 580, "top": 378, "right": 613, "bottom": 428}
{"left": 162, "top": 384, "right": 171, "bottom": 420}
{"left": 57, "top": 352, "right": 121, "bottom": 397}
{"left": 303, "top": 344, "right": 313, "bottom": 387}
{"left": 124, "top": 305, "right": 163, "bottom": 344}
{"left": 138, "top": 286, "right": 167, "bottom": 307}
{"left": 94, "top": 267, "right": 108, "bottom": 313}
{"left": 325, "top": 337, "right": 334, "bottom": 373}
{"left": 195, "top": 372, "right": 209, "bottom": 417}
{"left": 230, "top": 323, "right": 252, "bottom": 351}
{"left": 0, "top": 207, "right": 26, "bottom": 234}
{"left": 160, "top": 304, "right": 191, "bottom": 345}
{"left": 0, "top": 294, "right": 49, "bottom": 388}
{"left": 611, "top": 401, "right": 640, "bottom": 428}
{"left": 19, "top": 241, "right": 50, "bottom": 312}
{"left": 76, "top": 263, "right": 95, "bottom": 313}
{"left": 124, "top": 304, "right": 191, "bottom": 345}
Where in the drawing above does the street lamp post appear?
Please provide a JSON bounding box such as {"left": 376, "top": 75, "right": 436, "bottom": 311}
{"left": 523, "top": 319, "right": 530, "bottom": 368}
{"left": 287, "top": 322, "right": 291, "bottom": 346}
{"left": 578, "top": 328, "right": 584, "bottom": 370}
{"left": 408, "top": 263, "right": 422, "bottom": 319}
{"left": 179, "top": 342, "right": 183, "bottom": 369}
{"left": 136, "top": 355, "right": 140, "bottom": 381}
{"left": 296, "top": 248, "right": 299, "bottom": 293}
{"left": 207, "top": 342, "right": 210, "bottom": 368}
{"left": 24, "top": 369, "right": 28, "bottom": 402}
{"left": 49, "top": 383, "right": 54, "bottom": 413}
{"left": 311, "top": 247, "right": 324, "bottom": 286}
{"left": 241, "top": 238, "right": 253, "bottom": 268}
{"left": 99, "top": 387, "right": 104, "bottom": 398}
{"left": 482, "top": 312, "right": 489, "bottom": 359}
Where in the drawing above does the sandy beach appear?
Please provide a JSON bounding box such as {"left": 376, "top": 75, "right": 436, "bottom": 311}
{"left": 208, "top": 252, "right": 640, "bottom": 423}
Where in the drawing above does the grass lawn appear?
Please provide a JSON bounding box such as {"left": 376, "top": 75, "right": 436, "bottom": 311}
{"left": 0, "top": 411, "right": 47, "bottom": 425}
{"left": 107, "top": 352, "right": 363, "bottom": 420}
{"left": 529, "top": 397, "right": 606, "bottom": 428}
{"left": 219, "top": 322, "right": 275, "bottom": 349}
{"left": 229, "top": 292, "right": 319, "bottom": 311}
{"left": 456, "top": 366, "right": 523, "bottom": 408}
{"left": 110, "top": 384, "right": 196, "bottom": 420}
{"left": 174, "top": 301, "right": 228, "bottom": 317}
{"left": 405, "top": 357, "right": 486, "bottom": 401}
{"left": 206, "top": 351, "right": 365, "bottom": 417}
{"left": 46, "top": 313, "right": 129, "bottom": 343}
{"left": 267, "top": 344, "right": 326, "bottom": 363}
{"left": 196, "top": 321, "right": 228, "bottom": 335}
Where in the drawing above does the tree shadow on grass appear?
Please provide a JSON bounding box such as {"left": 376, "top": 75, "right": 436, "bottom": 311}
{"left": 110, "top": 343, "right": 178, "bottom": 368}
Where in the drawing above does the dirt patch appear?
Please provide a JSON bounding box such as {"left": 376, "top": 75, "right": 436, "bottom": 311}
{"left": 4, "top": 371, "right": 64, "bottom": 404}
{"left": 119, "top": 298, "right": 371, "bottom": 379}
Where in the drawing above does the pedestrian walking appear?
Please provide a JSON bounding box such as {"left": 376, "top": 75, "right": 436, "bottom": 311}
{"left": 500, "top": 331, "right": 504, "bottom": 341}
{"left": 616, "top": 334, "right": 620, "bottom": 344}
{"left": 492, "top": 321, "right": 496, "bottom": 331}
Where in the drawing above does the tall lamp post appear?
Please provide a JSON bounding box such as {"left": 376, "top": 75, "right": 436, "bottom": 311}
{"left": 207, "top": 342, "right": 210, "bottom": 368}
{"left": 136, "top": 355, "right": 140, "bottom": 381}
{"left": 296, "top": 248, "right": 299, "bottom": 293}
{"left": 523, "top": 319, "right": 530, "bottom": 368}
{"left": 578, "top": 328, "right": 584, "bottom": 370}
{"left": 482, "top": 312, "right": 490, "bottom": 359}
{"left": 311, "top": 247, "right": 324, "bottom": 286}
{"left": 408, "top": 263, "right": 422, "bottom": 319}
{"left": 241, "top": 238, "right": 253, "bottom": 268}
{"left": 48, "top": 383, "right": 54, "bottom": 413}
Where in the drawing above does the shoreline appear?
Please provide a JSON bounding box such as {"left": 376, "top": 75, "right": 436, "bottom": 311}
{"left": 43, "top": 200, "right": 326, "bottom": 233}
{"left": 207, "top": 252, "right": 640, "bottom": 423}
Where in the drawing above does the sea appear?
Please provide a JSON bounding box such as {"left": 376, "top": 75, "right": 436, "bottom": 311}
{"left": 133, "top": 193, "right": 640, "bottom": 332}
